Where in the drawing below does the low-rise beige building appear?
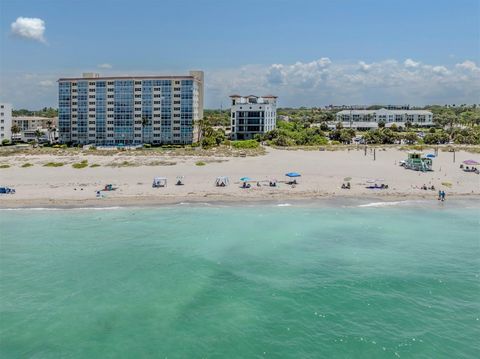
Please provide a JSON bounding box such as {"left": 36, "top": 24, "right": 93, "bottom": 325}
{"left": 12, "top": 116, "right": 58, "bottom": 143}
{"left": 13, "top": 116, "right": 58, "bottom": 131}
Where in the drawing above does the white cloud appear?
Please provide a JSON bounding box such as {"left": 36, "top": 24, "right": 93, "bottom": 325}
{"left": 358, "top": 61, "right": 372, "bottom": 72}
{"left": 1, "top": 58, "right": 479, "bottom": 109}
{"left": 11, "top": 17, "right": 46, "bottom": 43}
{"left": 39, "top": 80, "right": 54, "bottom": 87}
{"left": 404, "top": 58, "right": 420, "bottom": 68}
{"left": 205, "top": 57, "right": 480, "bottom": 107}
{"left": 98, "top": 63, "right": 113, "bottom": 69}
{"left": 455, "top": 60, "right": 479, "bottom": 72}
{"left": 432, "top": 66, "right": 449, "bottom": 75}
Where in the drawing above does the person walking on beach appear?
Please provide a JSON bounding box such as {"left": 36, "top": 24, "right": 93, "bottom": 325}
{"left": 441, "top": 191, "right": 446, "bottom": 202}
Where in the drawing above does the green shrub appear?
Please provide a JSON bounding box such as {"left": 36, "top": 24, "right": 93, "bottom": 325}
{"left": 330, "top": 140, "right": 341, "bottom": 145}
{"left": 21, "top": 163, "right": 33, "bottom": 168}
{"left": 272, "top": 135, "right": 295, "bottom": 147}
{"left": 0, "top": 164, "right": 10, "bottom": 169}
{"left": 231, "top": 140, "right": 259, "bottom": 149}
{"left": 89, "top": 163, "right": 101, "bottom": 168}
{"left": 72, "top": 160, "right": 89, "bottom": 169}
{"left": 424, "top": 132, "right": 449, "bottom": 145}
{"left": 143, "top": 143, "right": 152, "bottom": 148}
{"left": 195, "top": 161, "right": 206, "bottom": 166}
{"left": 402, "top": 132, "right": 419, "bottom": 145}
{"left": 201, "top": 136, "right": 216, "bottom": 149}
{"left": 2, "top": 139, "right": 11, "bottom": 146}
{"left": 43, "top": 162, "right": 64, "bottom": 167}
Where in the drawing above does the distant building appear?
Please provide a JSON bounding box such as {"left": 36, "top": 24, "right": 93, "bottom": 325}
{"left": 230, "top": 95, "right": 277, "bottom": 140}
{"left": 13, "top": 116, "right": 58, "bottom": 131}
{"left": 384, "top": 105, "right": 411, "bottom": 110}
{"left": 325, "top": 104, "right": 412, "bottom": 111}
{"left": 58, "top": 71, "right": 204, "bottom": 146}
{"left": 11, "top": 116, "right": 58, "bottom": 143}
{"left": 334, "top": 108, "right": 433, "bottom": 130}
{"left": 325, "top": 105, "right": 367, "bottom": 110}
{"left": 0, "top": 103, "right": 12, "bottom": 142}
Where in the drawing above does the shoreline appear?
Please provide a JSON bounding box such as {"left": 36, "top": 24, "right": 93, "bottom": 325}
{"left": 1, "top": 192, "right": 479, "bottom": 209}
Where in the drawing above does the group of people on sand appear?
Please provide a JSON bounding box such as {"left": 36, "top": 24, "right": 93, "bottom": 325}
{"left": 421, "top": 184, "right": 435, "bottom": 191}
{"left": 438, "top": 190, "right": 446, "bottom": 201}
{"left": 242, "top": 181, "right": 274, "bottom": 189}
{"left": 341, "top": 182, "right": 351, "bottom": 189}
{"left": 460, "top": 165, "right": 479, "bottom": 174}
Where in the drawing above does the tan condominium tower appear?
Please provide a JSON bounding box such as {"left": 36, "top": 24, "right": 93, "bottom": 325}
{"left": 58, "top": 71, "right": 204, "bottom": 146}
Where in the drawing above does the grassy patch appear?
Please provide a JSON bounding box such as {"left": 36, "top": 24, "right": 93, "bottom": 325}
{"left": 21, "top": 163, "right": 34, "bottom": 168}
{"left": 107, "top": 161, "right": 138, "bottom": 167}
{"left": 43, "top": 162, "right": 64, "bottom": 167}
{"left": 231, "top": 140, "right": 259, "bottom": 149}
{"left": 0, "top": 164, "right": 10, "bottom": 169}
{"left": 89, "top": 163, "right": 101, "bottom": 168}
{"left": 147, "top": 160, "right": 177, "bottom": 166}
{"left": 195, "top": 161, "right": 206, "bottom": 166}
{"left": 72, "top": 160, "right": 89, "bottom": 169}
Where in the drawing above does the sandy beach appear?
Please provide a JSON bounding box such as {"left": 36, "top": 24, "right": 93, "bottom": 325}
{"left": 0, "top": 147, "right": 478, "bottom": 208}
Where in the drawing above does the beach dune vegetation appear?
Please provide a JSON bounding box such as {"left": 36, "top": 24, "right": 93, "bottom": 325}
{"left": 43, "top": 162, "right": 64, "bottom": 167}
{"left": 231, "top": 140, "right": 259, "bottom": 149}
{"left": 72, "top": 160, "right": 89, "bottom": 169}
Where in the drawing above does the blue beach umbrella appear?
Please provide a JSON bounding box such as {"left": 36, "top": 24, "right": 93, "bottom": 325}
{"left": 285, "top": 172, "right": 301, "bottom": 178}
{"left": 426, "top": 154, "right": 436, "bottom": 158}
{"left": 240, "top": 177, "right": 252, "bottom": 182}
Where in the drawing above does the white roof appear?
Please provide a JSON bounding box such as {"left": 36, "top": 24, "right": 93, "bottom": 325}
{"left": 337, "top": 108, "right": 432, "bottom": 115}
{"left": 13, "top": 116, "right": 58, "bottom": 121}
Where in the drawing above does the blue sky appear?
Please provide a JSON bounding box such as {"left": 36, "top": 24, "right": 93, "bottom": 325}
{"left": 0, "top": 0, "right": 479, "bottom": 108}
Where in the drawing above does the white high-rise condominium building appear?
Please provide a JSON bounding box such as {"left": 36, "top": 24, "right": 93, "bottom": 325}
{"left": 230, "top": 95, "right": 277, "bottom": 140}
{"left": 335, "top": 108, "right": 433, "bottom": 130}
{"left": 58, "top": 71, "right": 204, "bottom": 145}
{"left": 0, "top": 103, "right": 13, "bottom": 142}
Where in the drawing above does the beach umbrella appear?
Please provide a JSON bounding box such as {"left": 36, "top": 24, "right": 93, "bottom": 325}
{"left": 240, "top": 177, "right": 252, "bottom": 182}
{"left": 426, "top": 154, "right": 436, "bottom": 158}
{"left": 463, "top": 160, "right": 479, "bottom": 165}
{"left": 285, "top": 172, "right": 301, "bottom": 178}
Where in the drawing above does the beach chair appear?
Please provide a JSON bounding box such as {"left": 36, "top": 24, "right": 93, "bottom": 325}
{"left": 176, "top": 176, "right": 184, "bottom": 186}
{"left": 215, "top": 177, "right": 229, "bottom": 187}
{"left": 152, "top": 177, "right": 167, "bottom": 188}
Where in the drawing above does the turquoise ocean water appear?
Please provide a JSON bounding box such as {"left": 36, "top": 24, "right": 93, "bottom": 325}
{"left": 0, "top": 201, "right": 479, "bottom": 358}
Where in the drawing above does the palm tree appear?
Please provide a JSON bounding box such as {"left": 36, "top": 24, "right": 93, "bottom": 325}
{"left": 10, "top": 124, "right": 21, "bottom": 143}
{"left": 46, "top": 120, "right": 53, "bottom": 144}
{"left": 197, "top": 117, "right": 209, "bottom": 143}
{"left": 34, "top": 129, "right": 43, "bottom": 145}
{"left": 141, "top": 116, "right": 151, "bottom": 144}
{"left": 433, "top": 110, "right": 457, "bottom": 139}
